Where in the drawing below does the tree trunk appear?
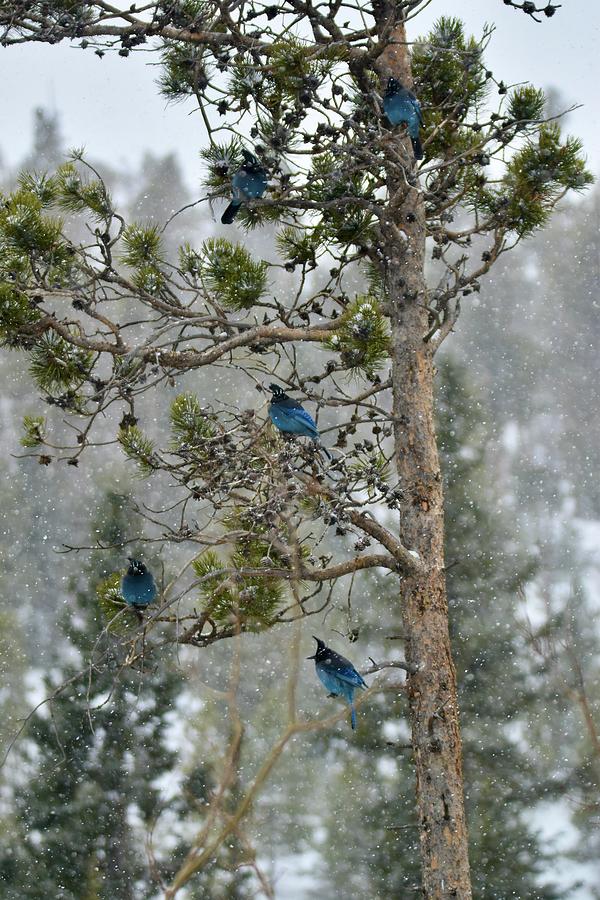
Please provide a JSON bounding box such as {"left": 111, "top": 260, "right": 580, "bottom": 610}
{"left": 378, "top": 19, "right": 473, "bottom": 900}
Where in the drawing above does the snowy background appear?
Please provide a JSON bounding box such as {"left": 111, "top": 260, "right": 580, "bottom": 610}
{"left": 0, "top": 1, "right": 599, "bottom": 898}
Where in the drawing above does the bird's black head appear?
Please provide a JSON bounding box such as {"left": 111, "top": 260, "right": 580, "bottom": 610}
{"left": 307, "top": 636, "right": 328, "bottom": 660}
{"left": 268, "top": 383, "right": 288, "bottom": 400}
{"left": 386, "top": 77, "right": 403, "bottom": 93}
{"left": 127, "top": 558, "right": 147, "bottom": 576}
{"left": 242, "top": 149, "right": 261, "bottom": 169}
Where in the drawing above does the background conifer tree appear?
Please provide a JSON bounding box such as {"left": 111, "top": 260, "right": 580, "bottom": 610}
{"left": 0, "top": 492, "right": 185, "bottom": 899}
{"left": 299, "top": 360, "right": 566, "bottom": 898}
{"left": 0, "top": 4, "right": 594, "bottom": 896}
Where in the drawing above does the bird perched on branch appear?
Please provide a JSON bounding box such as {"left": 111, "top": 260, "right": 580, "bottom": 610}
{"left": 221, "top": 149, "right": 268, "bottom": 224}
{"left": 268, "top": 383, "right": 331, "bottom": 460}
{"left": 121, "top": 558, "right": 157, "bottom": 610}
{"left": 308, "top": 636, "right": 367, "bottom": 730}
{"left": 383, "top": 77, "right": 424, "bottom": 160}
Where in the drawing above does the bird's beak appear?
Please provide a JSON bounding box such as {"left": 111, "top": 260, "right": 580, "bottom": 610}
{"left": 127, "top": 557, "right": 134, "bottom": 563}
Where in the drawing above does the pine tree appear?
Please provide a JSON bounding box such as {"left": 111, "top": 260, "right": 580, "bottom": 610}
{"left": 452, "top": 179, "right": 600, "bottom": 894}
{"left": 440, "top": 361, "right": 564, "bottom": 899}
{"left": 0, "top": 4, "right": 592, "bottom": 895}
{"left": 0, "top": 492, "right": 184, "bottom": 899}
{"left": 21, "top": 108, "right": 65, "bottom": 174}
{"left": 128, "top": 152, "right": 197, "bottom": 255}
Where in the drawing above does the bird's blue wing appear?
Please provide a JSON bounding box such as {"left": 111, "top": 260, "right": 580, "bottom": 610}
{"left": 384, "top": 93, "right": 419, "bottom": 129}
{"left": 278, "top": 396, "right": 303, "bottom": 410}
{"left": 234, "top": 170, "right": 267, "bottom": 201}
{"left": 316, "top": 665, "right": 344, "bottom": 696}
{"left": 383, "top": 94, "right": 402, "bottom": 125}
{"left": 333, "top": 664, "right": 367, "bottom": 689}
{"left": 411, "top": 96, "right": 423, "bottom": 125}
{"left": 232, "top": 170, "right": 246, "bottom": 193}
{"left": 247, "top": 171, "right": 268, "bottom": 197}
{"left": 121, "top": 572, "right": 156, "bottom": 606}
{"left": 315, "top": 661, "right": 363, "bottom": 729}
{"left": 321, "top": 650, "right": 367, "bottom": 689}
{"left": 271, "top": 404, "right": 319, "bottom": 438}
{"left": 289, "top": 406, "right": 319, "bottom": 435}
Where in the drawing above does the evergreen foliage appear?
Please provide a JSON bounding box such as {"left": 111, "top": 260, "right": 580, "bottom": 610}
{"left": 0, "top": 10, "right": 590, "bottom": 418}
{"left": 0, "top": 186, "right": 70, "bottom": 280}
{"left": 197, "top": 238, "right": 268, "bottom": 310}
{"left": 0, "top": 493, "right": 184, "bottom": 899}
{"left": 96, "top": 571, "right": 139, "bottom": 634}
{"left": 192, "top": 515, "right": 288, "bottom": 626}
{"left": 0, "top": 285, "right": 40, "bottom": 347}
{"left": 121, "top": 223, "right": 164, "bottom": 268}
{"left": 55, "top": 160, "right": 113, "bottom": 220}
{"left": 200, "top": 139, "right": 245, "bottom": 192}
{"left": 170, "top": 392, "right": 215, "bottom": 446}
{"left": 325, "top": 295, "right": 389, "bottom": 377}
{"left": 29, "top": 331, "right": 92, "bottom": 395}
{"left": 0, "top": 3, "right": 595, "bottom": 896}
{"left": 20, "top": 415, "right": 46, "bottom": 448}
{"left": 118, "top": 426, "right": 158, "bottom": 476}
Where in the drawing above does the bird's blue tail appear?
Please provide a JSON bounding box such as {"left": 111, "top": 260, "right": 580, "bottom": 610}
{"left": 350, "top": 705, "right": 357, "bottom": 730}
{"left": 221, "top": 200, "right": 241, "bottom": 224}
{"left": 411, "top": 135, "right": 424, "bottom": 160}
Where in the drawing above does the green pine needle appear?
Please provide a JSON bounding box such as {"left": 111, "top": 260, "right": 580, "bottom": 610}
{"left": 29, "top": 332, "right": 92, "bottom": 393}
{"left": 0, "top": 285, "right": 41, "bottom": 345}
{"left": 325, "top": 295, "right": 390, "bottom": 377}
{"left": 200, "top": 139, "right": 245, "bottom": 192}
{"left": 170, "top": 393, "right": 215, "bottom": 446}
{"left": 56, "top": 162, "right": 112, "bottom": 221}
{"left": 121, "top": 223, "right": 164, "bottom": 268}
{"left": 17, "top": 171, "right": 58, "bottom": 207}
{"left": 1, "top": 189, "right": 65, "bottom": 256}
{"left": 118, "top": 425, "right": 157, "bottom": 476}
{"left": 96, "top": 573, "right": 137, "bottom": 634}
{"left": 275, "top": 226, "right": 319, "bottom": 266}
{"left": 159, "top": 41, "right": 210, "bottom": 100}
{"left": 198, "top": 238, "right": 268, "bottom": 309}
{"left": 20, "top": 415, "right": 46, "bottom": 448}
{"left": 508, "top": 86, "right": 546, "bottom": 124}
{"left": 478, "top": 123, "right": 594, "bottom": 237}
{"left": 193, "top": 525, "right": 287, "bottom": 626}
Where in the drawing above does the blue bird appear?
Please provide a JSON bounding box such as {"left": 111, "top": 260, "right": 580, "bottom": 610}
{"left": 268, "top": 383, "right": 331, "bottom": 460}
{"left": 308, "top": 636, "right": 368, "bottom": 730}
{"left": 121, "top": 558, "right": 157, "bottom": 610}
{"left": 383, "top": 77, "right": 424, "bottom": 160}
{"left": 221, "top": 149, "right": 268, "bottom": 224}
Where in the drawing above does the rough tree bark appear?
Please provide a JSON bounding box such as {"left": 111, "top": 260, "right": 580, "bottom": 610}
{"left": 6, "top": 3, "right": 583, "bottom": 896}
{"left": 378, "top": 20, "right": 473, "bottom": 900}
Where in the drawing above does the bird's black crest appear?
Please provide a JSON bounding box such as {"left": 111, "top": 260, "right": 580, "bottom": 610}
{"left": 386, "top": 77, "right": 403, "bottom": 93}
{"left": 307, "top": 635, "right": 327, "bottom": 659}
{"left": 127, "top": 558, "right": 146, "bottom": 575}
{"left": 268, "top": 383, "right": 288, "bottom": 399}
{"left": 242, "top": 149, "right": 262, "bottom": 169}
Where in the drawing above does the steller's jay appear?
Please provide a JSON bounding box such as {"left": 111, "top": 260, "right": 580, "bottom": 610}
{"left": 121, "top": 558, "right": 157, "bottom": 609}
{"left": 308, "top": 636, "right": 367, "bottom": 729}
{"left": 221, "top": 149, "right": 268, "bottom": 224}
{"left": 383, "top": 77, "right": 424, "bottom": 160}
{"left": 268, "top": 383, "right": 331, "bottom": 460}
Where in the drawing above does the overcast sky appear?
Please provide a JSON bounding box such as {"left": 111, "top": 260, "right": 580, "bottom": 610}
{"left": 0, "top": 0, "right": 598, "bottom": 186}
